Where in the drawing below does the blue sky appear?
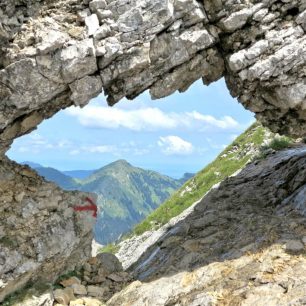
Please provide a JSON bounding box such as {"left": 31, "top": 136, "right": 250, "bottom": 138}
{"left": 7, "top": 79, "right": 254, "bottom": 178}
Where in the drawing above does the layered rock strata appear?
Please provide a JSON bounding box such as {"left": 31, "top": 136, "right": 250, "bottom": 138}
{"left": 109, "top": 146, "right": 306, "bottom": 305}
{"left": 0, "top": 0, "right": 306, "bottom": 158}
{"left": 0, "top": 158, "right": 96, "bottom": 302}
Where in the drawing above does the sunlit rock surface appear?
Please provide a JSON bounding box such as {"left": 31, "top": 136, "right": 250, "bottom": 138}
{"left": 110, "top": 146, "right": 306, "bottom": 305}
{"left": 0, "top": 0, "right": 306, "bottom": 157}
{"left": 0, "top": 158, "right": 96, "bottom": 302}
{"left": 1, "top": 0, "right": 306, "bottom": 303}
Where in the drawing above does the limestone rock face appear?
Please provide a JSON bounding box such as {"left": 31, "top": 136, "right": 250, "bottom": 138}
{"left": 1, "top": 0, "right": 306, "bottom": 303}
{"left": 110, "top": 146, "right": 306, "bottom": 305}
{"left": 0, "top": 158, "right": 96, "bottom": 303}
{"left": 0, "top": 0, "right": 306, "bottom": 157}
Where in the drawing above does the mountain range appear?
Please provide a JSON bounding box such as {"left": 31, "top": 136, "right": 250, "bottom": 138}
{"left": 24, "top": 160, "right": 193, "bottom": 244}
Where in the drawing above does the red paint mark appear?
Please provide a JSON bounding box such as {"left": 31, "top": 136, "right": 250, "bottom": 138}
{"left": 74, "top": 197, "right": 97, "bottom": 218}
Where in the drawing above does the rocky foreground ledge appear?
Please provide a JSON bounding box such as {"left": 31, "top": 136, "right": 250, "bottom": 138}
{"left": 6, "top": 252, "right": 133, "bottom": 306}
{"left": 109, "top": 146, "right": 306, "bottom": 305}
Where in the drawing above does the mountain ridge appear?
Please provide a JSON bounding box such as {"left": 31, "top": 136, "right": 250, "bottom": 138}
{"left": 78, "top": 159, "right": 183, "bottom": 243}
{"left": 63, "top": 169, "right": 96, "bottom": 179}
{"left": 23, "top": 159, "right": 191, "bottom": 244}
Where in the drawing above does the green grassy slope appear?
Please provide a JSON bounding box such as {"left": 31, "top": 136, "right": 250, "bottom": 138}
{"left": 132, "top": 123, "right": 271, "bottom": 236}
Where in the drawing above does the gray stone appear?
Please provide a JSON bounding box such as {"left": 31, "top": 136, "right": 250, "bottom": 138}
{"left": 85, "top": 14, "right": 100, "bottom": 36}
{"left": 253, "top": 8, "right": 269, "bottom": 22}
{"left": 297, "top": 11, "right": 306, "bottom": 31}
{"left": 107, "top": 273, "right": 125, "bottom": 283}
{"left": 54, "top": 288, "right": 75, "bottom": 305}
{"left": 37, "top": 29, "right": 69, "bottom": 55}
{"left": 71, "top": 284, "right": 87, "bottom": 295}
{"left": 60, "top": 277, "right": 81, "bottom": 288}
{"left": 94, "top": 24, "right": 112, "bottom": 40}
{"left": 286, "top": 240, "right": 305, "bottom": 253}
{"left": 14, "top": 292, "right": 54, "bottom": 306}
{"left": 220, "top": 8, "right": 252, "bottom": 32}
{"left": 87, "top": 285, "right": 105, "bottom": 297}
{"left": 61, "top": 39, "right": 97, "bottom": 81}
{"left": 89, "top": 0, "right": 107, "bottom": 13}
{"left": 96, "top": 253, "right": 123, "bottom": 275}
{"left": 70, "top": 75, "right": 103, "bottom": 107}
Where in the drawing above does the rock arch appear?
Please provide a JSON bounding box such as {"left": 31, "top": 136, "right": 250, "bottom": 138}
{"left": 1, "top": 0, "right": 306, "bottom": 158}
{"left": 0, "top": 0, "right": 306, "bottom": 302}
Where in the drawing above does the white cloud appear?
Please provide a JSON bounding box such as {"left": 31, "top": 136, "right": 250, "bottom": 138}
{"left": 83, "top": 145, "right": 115, "bottom": 154}
{"left": 188, "top": 112, "right": 239, "bottom": 129}
{"left": 15, "top": 133, "right": 75, "bottom": 154}
{"left": 69, "top": 149, "right": 80, "bottom": 156}
{"left": 16, "top": 132, "right": 151, "bottom": 157}
{"left": 68, "top": 143, "right": 150, "bottom": 157}
{"left": 69, "top": 145, "right": 115, "bottom": 155}
{"left": 57, "top": 140, "right": 72, "bottom": 148}
{"left": 133, "top": 148, "right": 150, "bottom": 156}
{"left": 66, "top": 106, "right": 176, "bottom": 131}
{"left": 158, "top": 136, "right": 194, "bottom": 155}
{"left": 28, "top": 133, "right": 49, "bottom": 146}
{"left": 18, "top": 146, "right": 30, "bottom": 153}
{"left": 66, "top": 105, "right": 239, "bottom": 132}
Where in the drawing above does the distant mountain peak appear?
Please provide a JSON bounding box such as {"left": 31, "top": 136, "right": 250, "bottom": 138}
{"left": 20, "top": 159, "right": 186, "bottom": 244}
{"left": 94, "top": 159, "right": 133, "bottom": 175}
{"left": 113, "top": 159, "right": 131, "bottom": 166}
{"left": 21, "top": 161, "right": 43, "bottom": 169}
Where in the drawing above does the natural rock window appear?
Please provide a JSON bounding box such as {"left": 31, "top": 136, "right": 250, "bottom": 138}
{"left": 1, "top": 0, "right": 306, "bottom": 303}
{"left": 6, "top": 78, "right": 253, "bottom": 244}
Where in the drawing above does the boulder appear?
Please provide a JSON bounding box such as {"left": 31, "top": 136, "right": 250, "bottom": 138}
{"left": 96, "top": 253, "right": 123, "bottom": 276}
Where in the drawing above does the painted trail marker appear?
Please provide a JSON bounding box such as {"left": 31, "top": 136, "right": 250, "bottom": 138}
{"left": 74, "top": 197, "right": 98, "bottom": 218}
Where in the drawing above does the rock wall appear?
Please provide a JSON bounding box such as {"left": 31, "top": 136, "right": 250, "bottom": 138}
{"left": 0, "top": 0, "right": 306, "bottom": 158}
{"left": 0, "top": 158, "right": 96, "bottom": 302}
{"left": 1, "top": 0, "right": 306, "bottom": 302}
{"left": 109, "top": 146, "right": 306, "bottom": 305}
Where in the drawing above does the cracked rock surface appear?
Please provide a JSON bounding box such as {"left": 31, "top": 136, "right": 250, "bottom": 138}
{"left": 1, "top": 0, "right": 306, "bottom": 303}
{"left": 109, "top": 146, "right": 306, "bottom": 305}
{"left": 0, "top": 0, "right": 306, "bottom": 157}
{"left": 0, "top": 158, "right": 96, "bottom": 303}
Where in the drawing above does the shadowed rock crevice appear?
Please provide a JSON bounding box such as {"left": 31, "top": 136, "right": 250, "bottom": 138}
{"left": 0, "top": 89, "right": 72, "bottom": 156}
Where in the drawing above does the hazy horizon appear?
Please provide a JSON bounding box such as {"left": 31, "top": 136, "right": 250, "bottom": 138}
{"left": 8, "top": 78, "right": 254, "bottom": 178}
{"left": 21, "top": 158, "right": 198, "bottom": 180}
